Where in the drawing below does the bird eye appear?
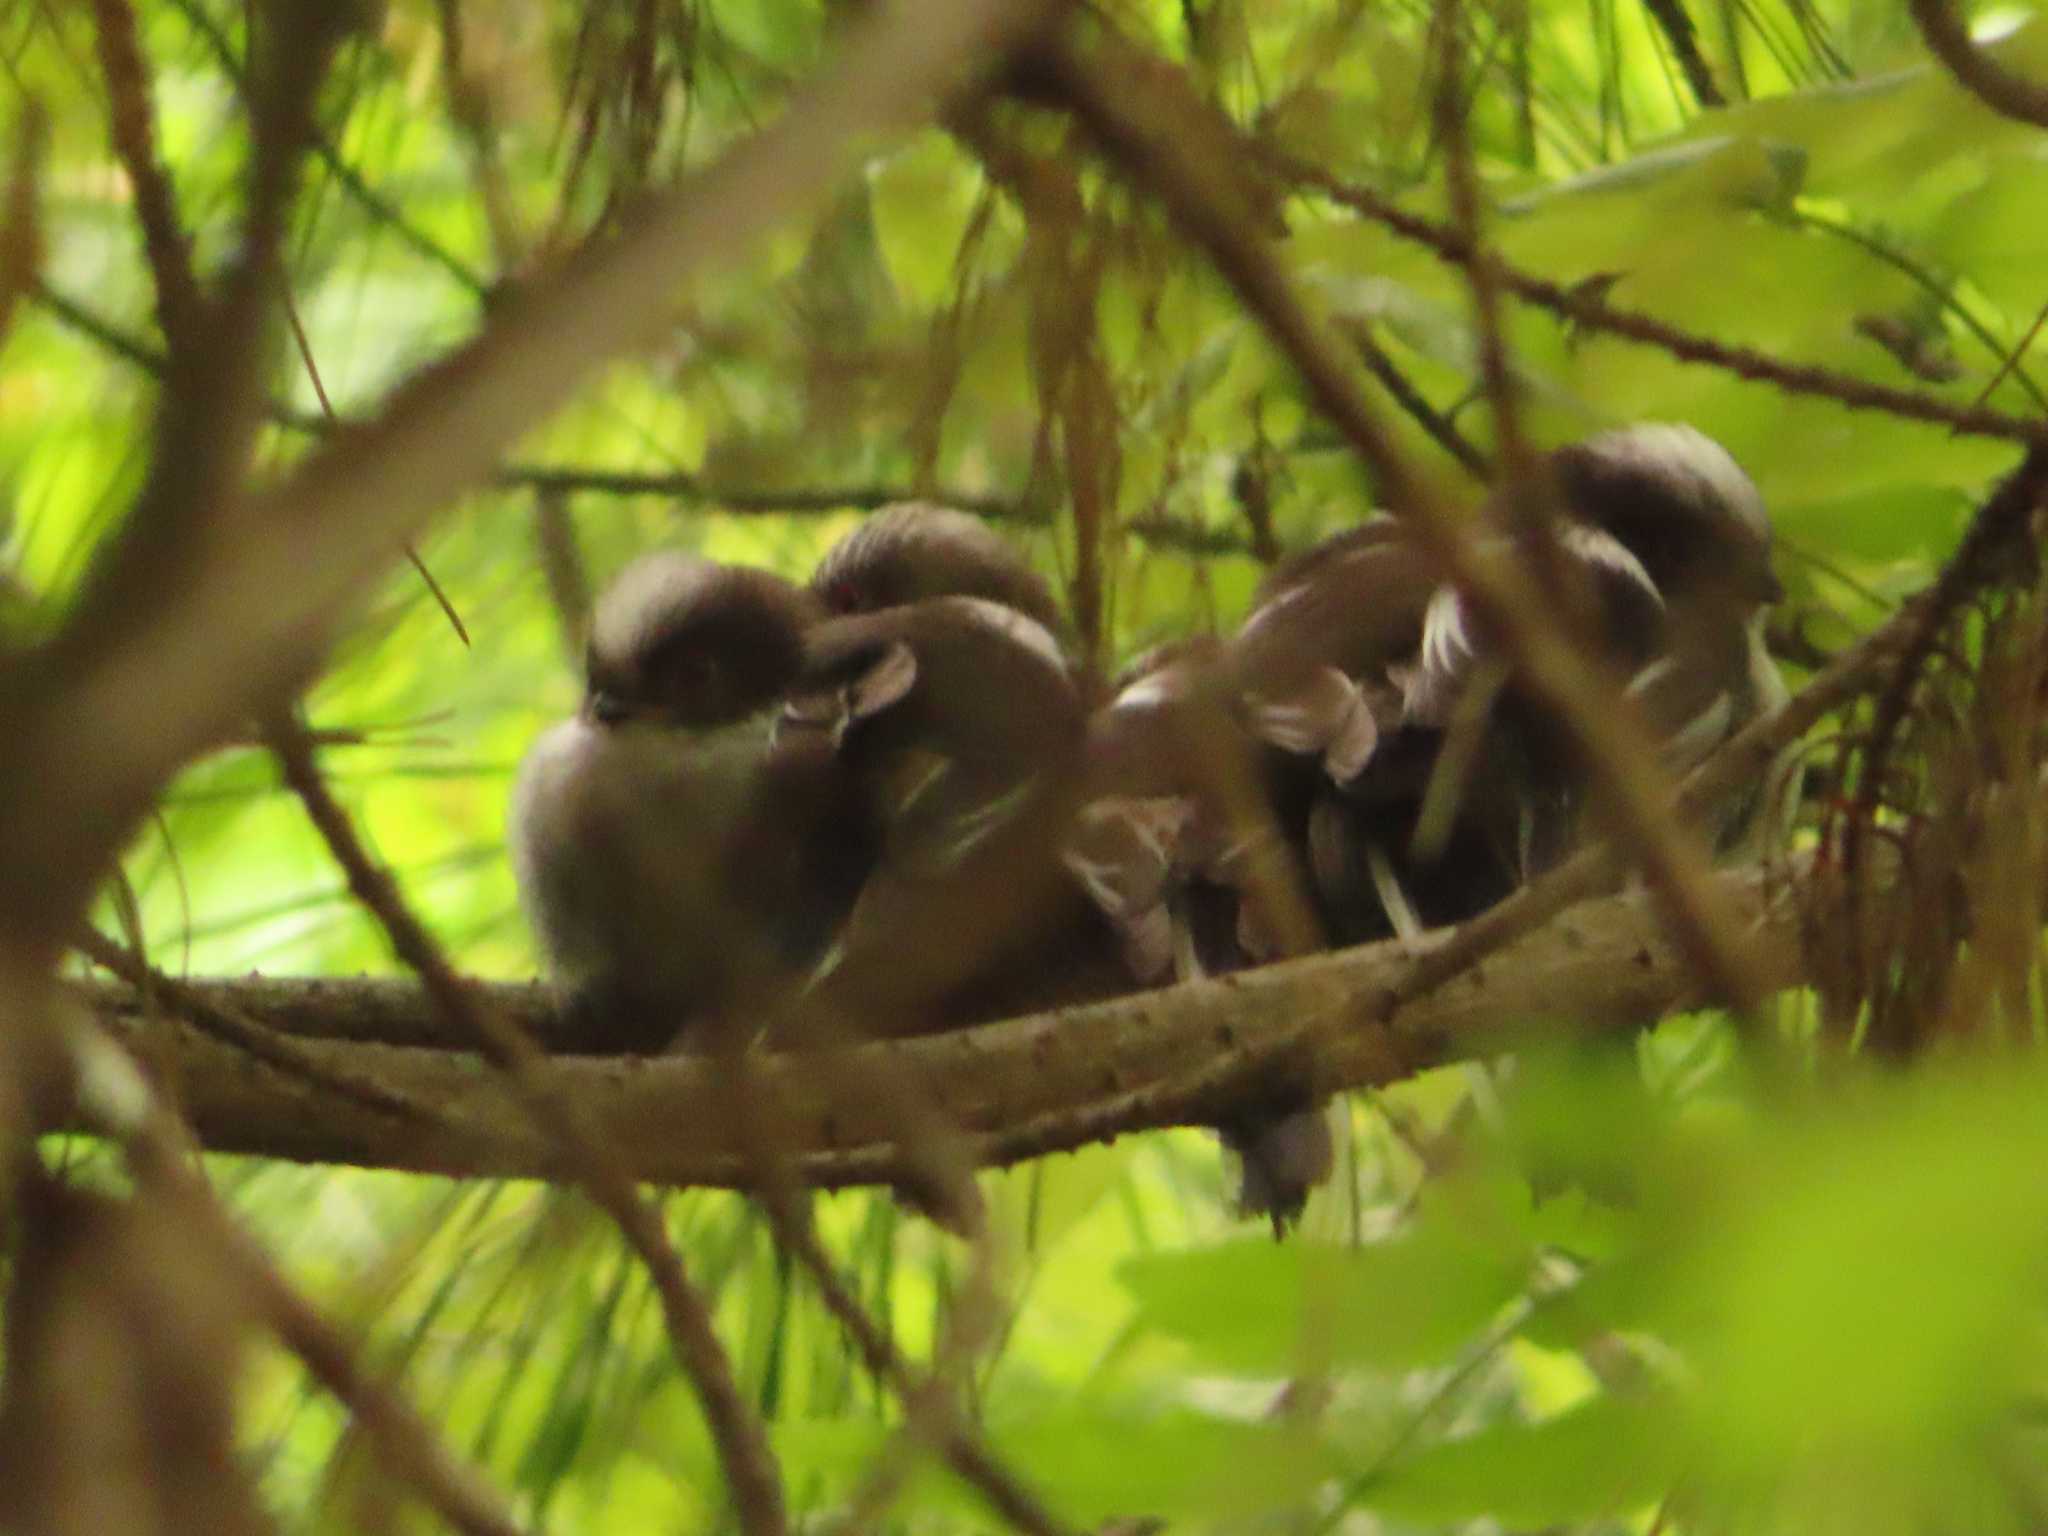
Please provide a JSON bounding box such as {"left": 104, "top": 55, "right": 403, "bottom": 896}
{"left": 827, "top": 578, "right": 862, "bottom": 611}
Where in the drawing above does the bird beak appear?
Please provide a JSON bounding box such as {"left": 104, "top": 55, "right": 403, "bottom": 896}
{"left": 586, "top": 690, "right": 631, "bottom": 725}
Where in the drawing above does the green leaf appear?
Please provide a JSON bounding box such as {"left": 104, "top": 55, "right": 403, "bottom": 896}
{"left": 1119, "top": 1217, "right": 1528, "bottom": 1375}
{"left": 1361, "top": 1394, "right": 1684, "bottom": 1525}
{"left": 995, "top": 1406, "right": 1341, "bottom": 1522}
{"left": 868, "top": 135, "right": 983, "bottom": 311}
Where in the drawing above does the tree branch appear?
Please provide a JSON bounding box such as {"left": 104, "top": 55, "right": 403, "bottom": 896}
{"left": 75, "top": 855, "right": 1809, "bottom": 1188}
{"left": 1640, "top": 0, "right": 1725, "bottom": 109}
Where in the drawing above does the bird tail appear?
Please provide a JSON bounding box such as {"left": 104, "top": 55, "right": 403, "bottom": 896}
{"left": 1220, "top": 1106, "right": 1335, "bottom": 1237}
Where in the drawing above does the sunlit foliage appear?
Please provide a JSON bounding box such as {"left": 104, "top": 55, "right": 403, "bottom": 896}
{"left": 7, "top": 0, "right": 2048, "bottom": 1530}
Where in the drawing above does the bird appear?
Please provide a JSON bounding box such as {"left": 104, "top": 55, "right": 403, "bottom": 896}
{"left": 787, "top": 503, "right": 1134, "bottom": 1035}
{"left": 1064, "top": 531, "right": 1455, "bottom": 1233}
{"left": 775, "top": 588, "right": 1114, "bottom": 1040}
{"left": 508, "top": 552, "right": 865, "bottom": 1052}
{"left": 513, "top": 510, "right": 1114, "bottom": 1057}
{"left": 1067, "top": 422, "right": 1790, "bottom": 1230}
{"left": 1400, "top": 422, "right": 1792, "bottom": 883}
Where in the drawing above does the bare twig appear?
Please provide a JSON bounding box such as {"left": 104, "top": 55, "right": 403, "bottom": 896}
{"left": 1275, "top": 155, "right": 2048, "bottom": 447}
{"left": 532, "top": 487, "right": 594, "bottom": 666}
{"left": 1640, "top": 0, "right": 1725, "bottom": 108}
{"left": 282, "top": 285, "right": 473, "bottom": 647}
{"left": 87, "top": 0, "right": 203, "bottom": 346}
{"left": 0, "top": 105, "right": 46, "bottom": 356}
{"left": 1338, "top": 318, "right": 1490, "bottom": 479}
{"left": 158, "top": 0, "right": 492, "bottom": 298}
{"left": 731, "top": 1086, "right": 1072, "bottom": 1536}
{"left": 1910, "top": 0, "right": 2048, "bottom": 129}
{"left": 776, "top": 1206, "right": 1072, "bottom": 1536}
{"left": 110, "top": 1101, "right": 532, "bottom": 1536}
{"left": 28, "top": 283, "right": 1260, "bottom": 562}
{"left": 1432, "top": 0, "right": 1527, "bottom": 469}
{"left": 432, "top": 0, "right": 527, "bottom": 271}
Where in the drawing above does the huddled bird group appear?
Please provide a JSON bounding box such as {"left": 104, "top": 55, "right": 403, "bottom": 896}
{"left": 510, "top": 423, "right": 1793, "bottom": 1229}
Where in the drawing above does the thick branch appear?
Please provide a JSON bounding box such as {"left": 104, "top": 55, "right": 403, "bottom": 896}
{"left": 76, "top": 857, "right": 1807, "bottom": 1188}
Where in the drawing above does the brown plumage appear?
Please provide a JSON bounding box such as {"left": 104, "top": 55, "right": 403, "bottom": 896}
{"left": 812, "top": 501, "right": 1067, "bottom": 637}
{"left": 1407, "top": 423, "right": 1792, "bottom": 877}
{"left": 510, "top": 553, "right": 861, "bottom": 1051}
{"left": 779, "top": 594, "right": 1113, "bottom": 1039}
{"left": 512, "top": 515, "right": 1114, "bottom": 1054}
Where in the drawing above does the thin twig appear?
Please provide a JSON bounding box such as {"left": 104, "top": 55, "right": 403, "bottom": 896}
{"left": 532, "top": 486, "right": 593, "bottom": 666}
{"left": 159, "top": 0, "right": 492, "bottom": 298}
{"left": 1433, "top": 0, "right": 1526, "bottom": 468}
{"left": 27, "top": 280, "right": 1261, "bottom": 563}
{"left": 111, "top": 1100, "right": 531, "bottom": 1536}
{"left": 0, "top": 104, "right": 46, "bottom": 355}
{"left": 1909, "top": 0, "right": 2048, "bottom": 129}
{"left": 283, "top": 284, "right": 473, "bottom": 647}
{"left": 775, "top": 1204, "right": 1072, "bottom": 1536}
{"left": 730, "top": 1083, "right": 1071, "bottom": 1536}
{"left": 1338, "top": 318, "right": 1490, "bottom": 479}
{"left": 87, "top": 0, "right": 203, "bottom": 346}
{"left": 1275, "top": 155, "right": 2048, "bottom": 447}
{"left": 1640, "top": 0, "right": 1725, "bottom": 107}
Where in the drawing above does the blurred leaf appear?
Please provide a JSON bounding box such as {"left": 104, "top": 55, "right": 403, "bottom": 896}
{"left": 1669, "top": 1070, "right": 2048, "bottom": 1472}
{"left": 868, "top": 136, "right": 983, "bottom": 312}
{"left": 1361, "top": 1393, "right": 1684, "bottom": 1525}
{"left": 996, "top": 1405, "right": 1342, "bottom": 1522}
{"left": 1119, "top": 1208, "right": 1529, "bottom": 1375}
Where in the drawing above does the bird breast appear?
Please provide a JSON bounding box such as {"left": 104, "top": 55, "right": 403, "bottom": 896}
{"left": 509, "top": 716, "right": 778, "bottom": 990}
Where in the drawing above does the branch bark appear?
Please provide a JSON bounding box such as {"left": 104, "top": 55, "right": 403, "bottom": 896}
{"left": 76, "top": 855, "right": 1809, "bottom": 1188}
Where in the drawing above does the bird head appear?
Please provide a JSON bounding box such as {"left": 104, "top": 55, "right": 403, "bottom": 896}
{"left": 1551, "top": 423, "right": 1781, "bottom": 614}
{"left": 582, "top": 553, "right": 819, "bottom": 730}
{"left": 811, "top": 502, "right": 1065, "bottom": 634}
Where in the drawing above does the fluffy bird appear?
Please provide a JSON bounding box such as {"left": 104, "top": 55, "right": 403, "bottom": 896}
{"left": 1067, "top": 532, "right": 1454, "bottom": 1232}
{"left": 1070, "top": 423, "right": 1790, "bottom": 1230}
{"left": 811, "top": 501, "right": 1067, "bottom": 636}
{"left": 1402, "top": 422, "right": 1791, "bottom": 881}
{"left": 513, "top": 510, "right": 1109, "bottom": 1053}
{"left": 509, "top": 554, "right": 863, "bottom": 1051}
{"left": 777, "top": 592, "right": 1104, "bottom": 1038}
{"left": 509, "top": 433, "right": 1789, "bottom": 1227}
{"left": 788, "top": 504, "right": 1121, "bottom": 1036}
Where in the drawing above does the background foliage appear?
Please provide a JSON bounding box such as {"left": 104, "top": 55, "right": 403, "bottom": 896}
{"left": 7, "top": 0, "right": 2048, "bottom": 1530}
